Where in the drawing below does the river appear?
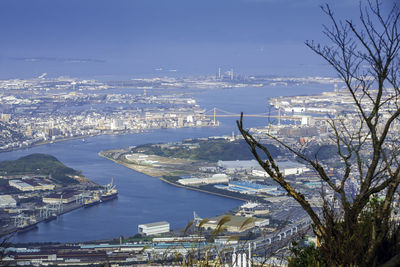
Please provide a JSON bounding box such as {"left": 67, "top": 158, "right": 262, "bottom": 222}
{"left": 1, "top": 84, "right": 330, "bottom": 243}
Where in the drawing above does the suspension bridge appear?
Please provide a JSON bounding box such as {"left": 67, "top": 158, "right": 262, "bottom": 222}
{"left": 142, "top": 107, "right": 330, "bottom": 126}
{"left": 202, "top": 107, "right": 329, "bottom": 126}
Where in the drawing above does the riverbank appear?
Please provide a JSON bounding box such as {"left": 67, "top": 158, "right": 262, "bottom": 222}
{"left": 1, "top": 123, "right": 219, "bottom": 155}
{"left": 2, "top": 201, "right": 97, "bottom": 237}
{"left": 0, "top": 130, "right": 144, "bottom": 154}
{"left": 98, "top": 150, "right": 204, "bottom": 177}
{"left": 98, "top": 151, "right": 168, "bottom": 177}
{"left": 1, "top": 81, "right": 278, "bottom": 243}
{"left": 99, "top": 150, "right": 258, "bottom": 203}
{"left": 159, "top": 176, "right": 247, "bottom": 202}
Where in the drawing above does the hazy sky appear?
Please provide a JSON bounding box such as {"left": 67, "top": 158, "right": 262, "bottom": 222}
{"left": 0, "top": 0, "right": 386, "bottom": 79}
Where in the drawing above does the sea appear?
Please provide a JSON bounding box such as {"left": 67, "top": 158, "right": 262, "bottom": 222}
{"left": 0, "top": 84, "right": 330, "bottom": 243}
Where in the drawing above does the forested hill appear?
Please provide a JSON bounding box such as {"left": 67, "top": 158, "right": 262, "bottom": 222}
{"left": 0, "top": 153, "right": 80, "bottom": 184}
{"left": 131, "top": 139, "right": 282, "bottom": 162}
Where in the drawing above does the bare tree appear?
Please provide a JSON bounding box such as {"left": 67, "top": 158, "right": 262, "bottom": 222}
{"left": 237, "top": 1, "right": 400, "bottom": 266}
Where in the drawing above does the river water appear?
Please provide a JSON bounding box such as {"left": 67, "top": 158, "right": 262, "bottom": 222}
{"left": 1, "top": 84, "right": 330, "bottom": 243}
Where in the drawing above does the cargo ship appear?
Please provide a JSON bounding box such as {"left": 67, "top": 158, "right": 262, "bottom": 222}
{"left": 17, "top": 224, "right": 38, "bottom": 233}
{"left": 17, "top": 220, "right": 38, "bottom": 234}
{"left": 101, "top": 178, "right": 118, "bottom": 202}
{"left": 84, "top": 195, "right": 101, "bottom": 208}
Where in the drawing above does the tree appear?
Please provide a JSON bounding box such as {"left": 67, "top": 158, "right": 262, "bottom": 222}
{"left": 237, "top": 1, "right": 400, "bottom": 266}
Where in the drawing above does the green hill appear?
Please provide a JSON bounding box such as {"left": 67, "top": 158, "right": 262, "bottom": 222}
{"left": 131, "top": 139, "right": 282, "bottom": 162}
{"left": 0, "top": 153, "right": 80, "bottom": 185}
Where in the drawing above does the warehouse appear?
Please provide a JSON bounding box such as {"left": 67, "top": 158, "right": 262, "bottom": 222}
{"left": 138, "top": 221, "right": 170, "bottom": 236}
{"left": 199, "top": 215, "right": 269, "bottom": 233}
{"left": 215, "top": 181, "right": 283, "bottom": 195}
{"left": 0, "top": 195, "right": 17, "bottom": 208}
{"left": 9, "top": 179, "right": 55, "bottom": 192}
{"left": 178, "top": 173, "right": 229, "bottom": 186}
{"left": 42, "top": 191, "right": 79, "bottom": 204}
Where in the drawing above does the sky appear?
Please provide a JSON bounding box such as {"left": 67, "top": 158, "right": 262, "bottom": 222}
{"left": 0, "top": 0, "right": 389, "bottom": 80}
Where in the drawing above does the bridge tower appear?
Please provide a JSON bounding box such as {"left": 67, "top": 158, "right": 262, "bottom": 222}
{"left": 278, "top": 107, "right": 281, "bottom": 126}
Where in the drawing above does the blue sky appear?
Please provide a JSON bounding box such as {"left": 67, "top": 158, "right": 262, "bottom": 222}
{"left": 0, "top": 0, "right": 377, "bottom": 79}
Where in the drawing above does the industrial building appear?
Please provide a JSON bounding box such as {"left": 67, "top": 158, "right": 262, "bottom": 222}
{"left": 177, "top": 178, "right": 204, "bottom": 185}
{"left": 213, "top": 160, "right": 312, "bottom": 177}
{"left": 199, "top": 215, "right": 269, "bottom": 233}
{"left": 9, "top": 179, "right": 55, "bottom": 191}
{"left": 217, "top": 160, "right": 260, "bottom": 173}
{"left": 138, "top": 221, "right": 170, "bottom": 236}
{"left": 0, "top": 195, "right": 17, "bottom": 208}
{"left": 215, "top": 181, "right": 285, "bottom": 195}
{"left": 178, "top": 173, "right": 229, "bottom": 186}
{"left": 42, "top": 191, "right": 79, "bottom": 204}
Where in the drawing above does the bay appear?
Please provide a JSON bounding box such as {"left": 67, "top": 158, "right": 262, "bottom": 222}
{"left": 1, "top": 84, "right": 330, "bottom": 243}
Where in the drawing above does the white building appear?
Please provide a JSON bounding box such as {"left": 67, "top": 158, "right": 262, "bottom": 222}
{"left": 9, "top": 180, "right": 35, "bottom": 191}
{"left": 177, "top": 178, "right": 204, "bottom": 185}
{"left": 110, "top": 119, "right": 124, "bottom": 130}
{"left": 138, "top": 221, "right": 170, "bottom": 236}
{"left": 42, "top": 191, "right": 79, "bottom": 204}
{"left": 255, "top": 218, "right": 270, "bottom": 227}
{"left": 9, "top": 179, "right": 55, "bottom": 192}
{"left": 178, "top": 173, "right": 229, "bottom": 186}
{"left": 0, "top": 195, "right": 17, "bottom": 208}
{"left": 252, "top": 169, "right": 270, "bottom": 177}
{"left": 204, "top": 173, "right": 229, "bottom": 184}
{"left": 250, "top": 161, "right": 310, "bottom": 177}
{"left": 278, "top": 161, "right": 310, "bottom": 175}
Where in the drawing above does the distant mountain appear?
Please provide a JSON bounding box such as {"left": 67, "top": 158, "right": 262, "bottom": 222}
{"left": 0, "top": 153, "right": 80, "bottom": 185}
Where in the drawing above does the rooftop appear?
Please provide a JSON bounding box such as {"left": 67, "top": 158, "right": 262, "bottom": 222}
{"left": 138, "top": 221, "right": 169, "bottom": 228}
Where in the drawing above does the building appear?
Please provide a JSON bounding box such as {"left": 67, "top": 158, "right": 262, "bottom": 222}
{"left": 205, "top": 174, "right": 229, "bottom": 184}
{"left": 217, "top": 160, "right": 259, "bottom": 173}
{"left": 277, "top": 161, "right": 310, "bottom": 176}
{"left": 110, "top": 119, "right": 125, "bottom": 130}
{"left": 0, "top": 195, "right": 17, "bottom": 208}
{"left": 199, "top": 215, "right": 268, "bottom": 233}
{"left": 218, "top": 160, "right": 309, "bottom": 176}
{"left": 251, "top": 161, "right": 310, "bottom": 177}
{"left": 9, "top": 179, "right": 55, "bottom": 192}
{"left": 252, "top": 169, "right": 270, "bottom": 177}
{"left": 178, "top": 173, "right": 229, "bottom": 186}
{"left": 177, "top": 178, "right": 204, "bottom": 186}
{"left": 42, "top": 191, "right": 79, "bottom": 204}
{"left": 138, "top": 221, "right": 170, "bottom": 236}
{"left": 215, "top": 181, "right": 283, "bottom": 195}
{"left": 9, "top": 180, "right": 35, "bottom": 191}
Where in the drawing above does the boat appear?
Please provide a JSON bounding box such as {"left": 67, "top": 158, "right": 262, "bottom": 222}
{"left": 17, "top": 224, "right": 38, "bottom": 233}
{"left": 17, "top": 221, "right": 38, "bottom": 233}
{"left": 101, "top": 178, "right": 118, "bottom": 202}
{"left": 84, "top": 195, "right": 101, "bottom": 208}
{"left": 101, "top": 189, "right": 118, "bottom": 202}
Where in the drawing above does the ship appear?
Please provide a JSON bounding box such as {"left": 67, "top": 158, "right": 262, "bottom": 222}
{"left": 17, "top": 219, "right": 38, "bottom": 234}
{"left": 101, "top": 178, "right": 118, "bottom": 202}
{"left": 84, "top": 195, "right": 101, "bottom": 208}
{"left": 17, "top": 223, "right": 38, "bottom": 233}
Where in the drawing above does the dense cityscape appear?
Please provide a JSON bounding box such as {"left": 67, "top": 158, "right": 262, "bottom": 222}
{"left": 0, "top": 72, "right": 398, "bottom": 265}
{"left": 1, "top": 0, "right": 400, "bottom": 265}
{"left": 0, "top": 74, "right": 338, "bottom": 152}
